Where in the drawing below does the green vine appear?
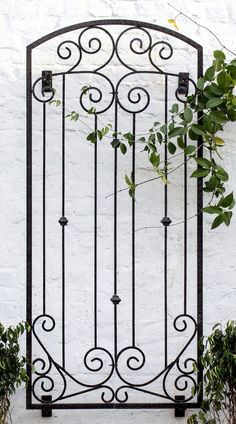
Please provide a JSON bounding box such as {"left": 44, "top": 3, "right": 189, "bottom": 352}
{"left": 51, "top": 50, "right": 236, "bottom": 229}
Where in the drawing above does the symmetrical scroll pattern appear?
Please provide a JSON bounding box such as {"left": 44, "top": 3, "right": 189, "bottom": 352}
{"left": 27, "top": 20, "right": 203, "bottom": 409}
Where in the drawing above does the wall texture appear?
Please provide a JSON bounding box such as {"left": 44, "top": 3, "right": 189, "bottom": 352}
{"left": 0, "top": 0, "right": 236, "bottom": 423}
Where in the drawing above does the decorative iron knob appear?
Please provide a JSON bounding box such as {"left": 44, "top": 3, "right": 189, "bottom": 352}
{"left": 58, "top": 216, "right": 68, "bottom": 226}
{"left": 161, "top": 216, "right": 172, "bottom": 226}
{"left": 110, "top": 294, "right": 121, "bottom": 305}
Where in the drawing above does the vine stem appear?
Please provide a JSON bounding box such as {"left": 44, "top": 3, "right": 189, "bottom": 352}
{"left": 105, "top": 142, "right": 204, "bottom": 199}
{"left": 168, "top": 2, "right": 236, "bottom": 56}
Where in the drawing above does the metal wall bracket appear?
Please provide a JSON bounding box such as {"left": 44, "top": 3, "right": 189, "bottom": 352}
{"left": 177, "top": 72, "right": 189, "bottom": 96}
{"left": 42, "top": 70, "right": 53, "bottom": 95}
{"left": 174, "top": 396, "right": 186, "bottom": 417}
{"left": 41, "top": 396, "right": 52, "bottom": 417}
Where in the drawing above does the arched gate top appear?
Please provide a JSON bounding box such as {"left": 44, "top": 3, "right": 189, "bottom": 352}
{"left": 27, "top": 19, "right": 203, "bottom": 53}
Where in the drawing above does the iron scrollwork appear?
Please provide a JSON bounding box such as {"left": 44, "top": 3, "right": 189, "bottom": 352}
{"left": 27, "top": 20, "right": 203, "bottom": 410}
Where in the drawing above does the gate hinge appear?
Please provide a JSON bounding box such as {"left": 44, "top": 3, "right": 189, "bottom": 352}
{"left": 42, "top": 70, "right": 53, "bottom": 95}
{"left": 177, "top": 73, "right": 189, "bottom": 96}
{"left": 41, "top": 395, "right": 52, "bottom": 417}
{"left": 174, "top": 395, "right": 186, "bottom": 417}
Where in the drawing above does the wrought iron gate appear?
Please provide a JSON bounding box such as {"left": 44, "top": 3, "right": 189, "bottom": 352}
{"left": 26, "top": 20, "right": 203, "bottom": 414}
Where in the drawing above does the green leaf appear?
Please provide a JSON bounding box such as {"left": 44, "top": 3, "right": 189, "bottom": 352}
{"left": 191, "top": 124, "right": 206, "bottom": 136}
{"left": 167, "top": 142, "right": 176, "bottom": 154}
{"left": 205, "top": 65, "right": 215, "bottom": 81}
{"left": 169, "top": 127, "right": 187, "bottom": 138}
{"left": 184, "top": 145, "right": 196, "bottom": 155}
{"left": 156, "top": 132, "right": 163, "bottom": 144}
{"left": 125, "top": 174, "right": 132, "bottom": 186}
{"left": 87, "top": 131, "right": 97, "bottom": 143}
{"left": 223, "top": 211, "right": 233, "bottom": 226}
{"left": 111, "top": 138, "right": 120, "bottom": 148}
{"left": 202, "top": 206, "right": 222, "bottom": 214}
{"left": 206, "top": 97, "right": 224, "bottom": 108}
{"left": 191, "top": 169, "right": 210, "bottom": 178}
{"left": 213, "top": 50, "right": 226, "bottom": 61}
{"left": 169, "top": 103, "right": 179, "bottom": 114}
{"left": 195, "top": 157, "right": 212, "bottom": 169}
{"left": 87, "top": 106, "right": 96, "bottom": 115}
{"left": 160, "top": 124, "right": 168, "bottom": 135}
{"left": 211, "top": 213, "right": 224, "bottom": 229}
{"left": 138, "top": 137, "right": 146, "bottom": 143}
{"left": 149, "top": 152, "right": 160, "bottom": 167}
{"left": 177, "top": 136, "right": 185, "bottom": 149}
{"left": 215, "top": 166, "right": 229, "bottom": 181}
{"left": 218, "top": 192, "right": 234, "bottom": 208}
{"left": 184, "top": 107, "right": 193, "bottom": 123}
{"left": 197, "top": 77, "right": 205, "bottom": 91}
{"left": 120, "top": 143, "right": 127, "bottom": 155}
{"left": 209, "top": 111, "right": 227, "bottom": 124}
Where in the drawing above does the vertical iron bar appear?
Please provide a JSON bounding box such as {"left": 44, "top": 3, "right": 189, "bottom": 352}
{"left": 26, "top": 45, "right": 32, "bottom": 409}
{"left": 197, "top": 47, "right": 204, "bottom": 406}
{"left": 132, "top": 113, "right": 136, "bottom": 347}
{"left": 43, "top": 102, "right": 46, "bottom": 315}
{"left": 62, "top": 74, "right": 66, "bottom": 368}
{"left": 94, "top": 114, "right": 98, "bottom": 348}
{"left": 114, "top": 97, "right": 118, "bottom": 360}
{"left": 184, "top": 131, "right": 187, "bottom": 314}
{"left": 164, "top": 74, "right": 168, "bottom": 368}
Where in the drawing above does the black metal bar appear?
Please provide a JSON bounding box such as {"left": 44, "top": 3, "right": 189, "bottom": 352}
{"left": 132, "top": 114, "right": 136, "bottom": 347}
{"left": 197, "top": 46, "right": 204, "bottom": 407}
{"left": 94, "top": 114, "right": 98, "bottom": 348}
{"left": 164, "top": 74, "right": 168, "bottom": 368}
{"left": 28, "top": 20, "right": 203, "bottom": 51}
{"left": 26, "top": 44, "right": 32, "bottom": 410}
{"left": 43, "top": 102, "right": 46, "bottom": 315}
{"left": 62, "top": 74, "right": 66, "bottom": 368}
{"left": 184, "top": 131, "right": 187, "bottom": 314}
{"left": 41, "top": 396, "right": 52, "bottom": 417}
{"left": 31, "top": 401, "right": 200, "bottom": 410}
{"left": 114, "top": 96, "right": 118, "bottom": 361}
{"left": 174, "top": 396, "right": 186, "bottom": 417}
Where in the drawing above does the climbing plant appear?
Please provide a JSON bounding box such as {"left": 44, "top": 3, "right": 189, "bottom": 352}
{"left": 51, "top": 49, "right": 236, "bottom": 230}
{"left": 0, "top": 322, "right": 30, "bottom": 424}
{"left": 188, "top": 320, "right": 236, "bottom": 424}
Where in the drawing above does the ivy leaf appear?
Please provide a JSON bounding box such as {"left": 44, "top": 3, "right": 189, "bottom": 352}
{"left": 184, "top": 107, "right": 193, "bottom": 123}
{"left": 191, "top": 169, "right": 210, "bottom": 178}
{"left": 211, "top": 213, "right": 224, "bottom": 229}
{"left": 195, "top": 157, "right": 212, "bottom": 169}
{"left": 197, "top": 77, "right": 205, "bottom": 91}
{"left": 206, "top": 97, "right": 224, "bottom": 108}
{"left": 213, "top": 50, "right": 226, "bottom": 61}
{"left": 223, "top": 211, "right": 233, "bottom": 226}
{"left": 210, "top": 111, "right": 227, "bottom": 124}
{"left": 191, "top": 124, "right": 206, "bottom": 136}
{"left": 177, "top": 136, "right": 185, "bottom": 149}
{"left": 215, "top": 166, "right": 229, "bottom": 181}
{"left": 125, "top": 174, "right": 132, "bottom": 186}
{"left": 202, "top": 206, "right": 222, "bottom": 214}
{"left": 167, "top": 142, "right": 176, "bottom": 154}
{"left": 120, "top": 143, "right": 127, "bottom": 155}
{"left": 111, "top": 138, "right": 120, "bottom": 148}
{"left": 169, "top": 127, "right": 187, "bottom": 138}
{"left": 205, "top": 65, "right": 215, "bottom": 81}
{"left": 87, "top": 131, "right": 97, "bottom": 143}
{"left": 218, "top": 192, "right": 234, "bottom": 208}
{"left": 168, "top": 18, "right": 179, "bottom": 30}
{"left": 169, "top": 103, "right": 179, "bottom": 114}
{"left": 184, "top": 145, "right": 196, "bottom": 155}
{"left": 213, "top": 136, "right": 225, "bottom": 146}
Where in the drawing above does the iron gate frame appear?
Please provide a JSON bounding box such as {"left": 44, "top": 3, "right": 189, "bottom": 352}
{"left": 26, "top": 19, "right": 203, "bottom": 413}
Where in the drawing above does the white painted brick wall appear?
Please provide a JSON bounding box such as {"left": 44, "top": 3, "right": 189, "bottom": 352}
{"left": 0, "top": 0, "right": 236, "bottom": 423}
